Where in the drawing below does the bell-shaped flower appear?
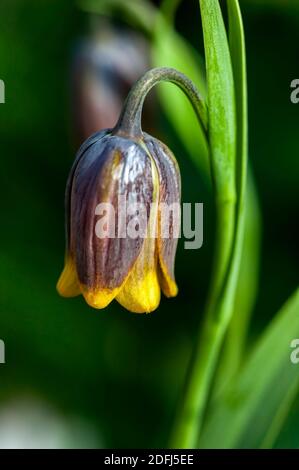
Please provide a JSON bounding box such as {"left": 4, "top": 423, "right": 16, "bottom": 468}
{"left": 57, "top": 128, "right": 181, "bottom": 313}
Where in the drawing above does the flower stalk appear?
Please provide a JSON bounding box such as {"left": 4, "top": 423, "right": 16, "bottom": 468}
{"left": 114, "top": 67, "right": 208, "bottom": 138}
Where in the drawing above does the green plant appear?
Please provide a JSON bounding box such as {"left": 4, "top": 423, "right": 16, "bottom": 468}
{"left": 79, "top": 0, "right": 299, "bottom": 449}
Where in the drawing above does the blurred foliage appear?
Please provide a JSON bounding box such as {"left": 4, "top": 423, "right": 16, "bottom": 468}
{"left": 199, "top": 288, "right": 299, "bottom": 448}
{"left": 0, "top": 0, "right": 298, "bottom": 448}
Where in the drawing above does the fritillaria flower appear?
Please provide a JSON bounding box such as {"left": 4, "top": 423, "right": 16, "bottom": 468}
{"left": 57, "top": 127, "right": 180, "bottom": 313}
{"left": 57, "top": 68, "right": 206, "bottom": 313}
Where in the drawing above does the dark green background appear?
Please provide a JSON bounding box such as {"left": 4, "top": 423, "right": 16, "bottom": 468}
{"left": 0, "top": 0, "right": 298, "bottom": 448}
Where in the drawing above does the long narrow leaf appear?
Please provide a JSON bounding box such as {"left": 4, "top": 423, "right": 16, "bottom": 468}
{"left": 216, "top": 171, "right": 261, "bottom": 391}
{"left": 199, "top": 288, "right": 299, "bottom": 448}
{"left": 171, "top": 0, "right": 238, "bottom": 448}
{"left": 215, "top": 0, "right": 259, "bottom": 388}
{"left": 200, "top": 0, "right": 236, "bottom": 201}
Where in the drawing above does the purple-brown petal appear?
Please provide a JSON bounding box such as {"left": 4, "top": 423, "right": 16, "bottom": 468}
{"left": 64, "top": 129, "right": 109, "bottom": 255}
{"left": 144, "top": 134, "right": 181, "bottom": 297}
{"left": 70, "top": 134, "right": 154, "bottom": 305}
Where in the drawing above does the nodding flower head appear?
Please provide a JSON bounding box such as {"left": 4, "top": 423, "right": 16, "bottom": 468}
{"left": 57, "top": 67, "right": 206, "bottom": 313}
{"left": 57, "top": 129, "right": 180, "bottom": 313}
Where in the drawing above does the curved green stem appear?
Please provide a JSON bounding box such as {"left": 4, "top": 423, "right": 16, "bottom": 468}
{"left": 113, "top": 67, "right": 208, "bottom": 138}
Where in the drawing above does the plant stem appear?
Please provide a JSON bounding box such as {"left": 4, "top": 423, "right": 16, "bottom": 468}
{"left": 170, "top": 198, "right": 237, "bottom": 448}
{"left": 113, "top": 67, "right": 208, "bottom": 138}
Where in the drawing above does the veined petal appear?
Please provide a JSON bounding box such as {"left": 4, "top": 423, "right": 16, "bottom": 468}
{"left": 70, "top": 134, "right": 154, "bottom": 308}
{"left": 57, "top": 131, "right": 109, "bottom": 300}
{"left": 65, "top": 130, "right": 109, "bottom": 254}
{"left": 144, "top": 134, "right": 181, "bottom": 298}
{"left": 116, "top": 154, "right": 161, "bottom": 313}
{"left": 116, "top": 235, "right": 160, "bottom": 314}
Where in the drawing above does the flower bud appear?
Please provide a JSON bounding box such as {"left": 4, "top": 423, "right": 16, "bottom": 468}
{"left": 57, "top": 128, "right": 180, "bottom": 313}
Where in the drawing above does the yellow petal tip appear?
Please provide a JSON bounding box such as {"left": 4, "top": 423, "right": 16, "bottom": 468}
{"left": 57, "top": 257, "right": 81, "bottom": 297}
{"left": 116, "top": 270, "right": 161, "bottom": 314}
{"left": 81, "top": 286, "right": 118, "bottom": 310}
{"left": 158, "top": 261, "right": 178, "bottom": 298}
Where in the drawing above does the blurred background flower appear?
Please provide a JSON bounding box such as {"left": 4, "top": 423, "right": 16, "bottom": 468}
{"left": 71, "top": 20, "right": 155, "bottom": 145}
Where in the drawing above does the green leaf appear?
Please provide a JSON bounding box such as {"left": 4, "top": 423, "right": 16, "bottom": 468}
{"left": 200, "top": 0, "right": 236, "bottom": 202}
{"left": 171, "top": 0, "right": 238, "bottom": 448}
{"left": 228, "top": 0, "right": 248, "bottom": 181}
{"left": 214, "top": 0, "right": 256, "bottom": 389}
{"left": 152, "top": 5, "right": 260, "bottom": 380}
{"left": 198, "top": 0, "right": 237, "bottom": 313}
{"left": 199, "top": 288, "right": 299, "bottom": 448}
{"left": 216, "top": 171, "right": 261, "bottom": 391}
{"left": 152, "top": 4, "right": 261, "bottom": 401}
